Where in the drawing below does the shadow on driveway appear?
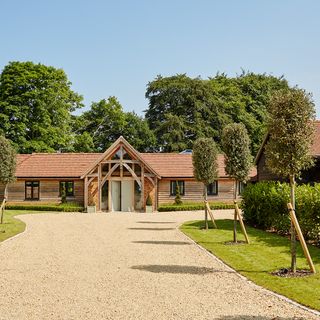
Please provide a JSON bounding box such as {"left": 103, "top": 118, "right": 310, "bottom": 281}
{"left": 128, "top": 227, "right": 175, "bottom": 231}
{"left": 131, "top": 264, "right": 235, "bottom": 275}
{"left": 132, "top": 240, "right": 191, "bottom": 245}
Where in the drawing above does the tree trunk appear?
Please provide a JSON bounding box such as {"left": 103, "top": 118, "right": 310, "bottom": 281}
{"left": 289, "top": 175, "right": 297, "bottom": 273}
{"left": 233, "top": 179, "right": 237, "bottom": 243}
{"left": 0, "top": 184, "right": 8, "bottom": 224}
{"left": 204, "top": 184, "right": 208, "bottom": 230}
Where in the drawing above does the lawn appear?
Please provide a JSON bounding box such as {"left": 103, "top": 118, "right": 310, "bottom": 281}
{"left": 180, "top": 219, "right": 320, "bottom": 311}
{"left": 0, "top": 210, "right": 49, "bottom": 243}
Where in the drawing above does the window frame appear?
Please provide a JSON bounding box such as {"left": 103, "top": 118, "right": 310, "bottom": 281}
{"left": 207, "top": 181, "right": 218, "bottom": 196}
{"left": 238, "top": 181, "right": 246, "bottom": 196}
{"left": 25, "top": 181, "right": 40, "bottom": 200}
{"left": 59, "top": 181, "right": 75, "bottom": 197}
{"left": 170, "top": 180, "right": 185, "bottom": 196}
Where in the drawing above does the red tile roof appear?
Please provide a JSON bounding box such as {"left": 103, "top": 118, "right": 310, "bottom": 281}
{"left": 140, "top": 153, "right": 231, "bottom": 178}
{"left": 16, "top": 153, "right": 101, "bottom": 178}
{"left": 15, "top": 151, "right": 257, "bottom": 179}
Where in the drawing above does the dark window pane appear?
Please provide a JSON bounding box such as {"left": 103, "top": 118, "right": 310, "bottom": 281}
{"left": 207, "top": 181, "right": 218, "bottom": 196}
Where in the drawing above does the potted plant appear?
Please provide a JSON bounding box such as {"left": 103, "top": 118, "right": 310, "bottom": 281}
{"left": 146, "top": 194, "right": 153, "bottom": 213}
{"left": 87, "top": 200, "right": 96, "bottom": 213}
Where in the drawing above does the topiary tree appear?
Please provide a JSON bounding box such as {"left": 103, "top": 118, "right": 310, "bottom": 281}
{"left": 174, "top": 182, "right": 183, "bottom": 205}
{"left": 265, "top": 88, "right": 316, "bottom": 272}
{"left": 222, "top": 123, "right": 253, "bottom": 242}
{"left": 146, "top": 193, "right": 153, "bottom": 206}
{"left": 192, "top": 138, "right": 218, "bottom": 229}
{"left": 0, "top": 136, "right": 16, "bottom": 224}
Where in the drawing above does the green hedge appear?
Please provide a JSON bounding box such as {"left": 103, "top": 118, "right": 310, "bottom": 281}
{"left": 158, "top": 203, "right": 234, "bottom": 212}
{"left": 241, "top": 181, "right": 320, "bottom": 245}
{"left": 5, "top": 204, "right": 84, "bottom": 212}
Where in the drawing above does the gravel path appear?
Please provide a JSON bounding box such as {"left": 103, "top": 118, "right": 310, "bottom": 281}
{"left": 0, "top": 210, "right": 319, "bottom": 320}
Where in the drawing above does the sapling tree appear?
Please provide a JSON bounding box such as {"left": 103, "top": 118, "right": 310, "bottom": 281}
{"left": 0, "top": 136, "right": 16, "bottom": 224}
{"left": 222, "top": 123, "right": 253, "bottom": 242}
{"left": 192, "top": 138, "right": 218, "bottom": 229}
{"left": 265, "top": 88, "right": 315, "bottom": 272}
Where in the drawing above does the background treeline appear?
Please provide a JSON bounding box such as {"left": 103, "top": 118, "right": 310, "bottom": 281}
{"left": 0, "top": 61, "right": 289, "bottom": 154}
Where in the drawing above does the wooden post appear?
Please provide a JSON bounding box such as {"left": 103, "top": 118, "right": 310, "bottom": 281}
{"left": 108, "top": 163, "right": 111, "bottom": 212}
{"left": 98, "top": 164, "right": 102, "bottom": 212}
{"left": 205, "top": 201, "right": 217, "bottom": 229}
{"left": 84, "top": 176, "right": 88, "bottom": 210}
{"left": 287, "top": 203, "right": 316, "bottom": 274}
{"left": 141, "top": 164, "right": 145, "bottom": 211}
{"left": 155, "top": 177, "right": 158, "bottom": 212}
{"left": 234, "top": 201, "right": 250, "bottom": 244}
{"left": 233, "top": 179, "right": 238, "bottom": 243}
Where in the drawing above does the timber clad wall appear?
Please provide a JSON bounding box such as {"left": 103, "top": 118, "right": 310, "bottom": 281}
{"left": 158, "top": 179, "right": 234, "bottom": 205}
{"left": 257, "top": 153, "right": 280, "bottom": 181}
{"left": 5, "top": 179, "right": 84, "bottom": 205}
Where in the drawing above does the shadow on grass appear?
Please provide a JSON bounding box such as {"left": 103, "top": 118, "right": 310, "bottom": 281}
{"left": 132, "top": 240, "right": 191, "bottom": 245}
{"left": 183, "top": 220, "right": 320, "bottom": 264}
{"left": 131, "top": 264, "right": 234, "bottom": 275}
{"left": 128, "top": 227, "right": 175, "bottom": 231}
{"left": 136, "top": 221, "right": 176, "bottom": 224}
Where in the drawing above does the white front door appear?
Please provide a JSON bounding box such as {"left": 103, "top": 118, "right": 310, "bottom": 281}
{"left": 111, "top": 181, "right": 121, "bottom": 211}
{"left": 121, "top": 180, "right": 134, "bottom": 212}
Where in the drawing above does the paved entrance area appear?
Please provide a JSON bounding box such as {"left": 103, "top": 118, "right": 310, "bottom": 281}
{"left": 0, "top": 211, "right": 318, "bottom": 320}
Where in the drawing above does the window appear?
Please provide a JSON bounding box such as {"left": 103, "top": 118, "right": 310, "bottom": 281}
{"left": 25, "top": 181, "right": 40, "bottom": 200}
{"left": 60, "top": 181, "right": 74, "bottom": 197}
{"left": 207, "top": 181, "right": 218, "bottom": 196}
{"left": 170, "top": 181, "right": 185, "bottom": 196}
{"left": 238, "top": 181, "right": 246, "bottom": 195}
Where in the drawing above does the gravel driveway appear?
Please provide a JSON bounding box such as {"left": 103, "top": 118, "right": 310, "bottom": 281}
{"left": 0, "top": 210, "right": 318, "bottom": 320}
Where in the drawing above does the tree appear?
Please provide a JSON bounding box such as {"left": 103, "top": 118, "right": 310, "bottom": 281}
{"left": 0, "top": 61, "right": 83, "bottom": 153}
{"left": 222, "top": 123, "right": 253, "bottom": 242}
{"left": 76, "top": 97, "right": 156, "bottom": 152}
{"left": 174, "top": 182, "right": 183, "bottom": 205}
{"left": 145, "top": 72, "right": 289, "bottom": 154}
{"left": 0, "top": 136, "right": 16, "bottom": 224}
{"left": 265, "top": 88, "right": 316, "bottom": 272}
{"left": 73, "top": 132, "right": 95, "bottom": 153}
{"left": 192, "top": 138, "right": 218, "bottom": 229}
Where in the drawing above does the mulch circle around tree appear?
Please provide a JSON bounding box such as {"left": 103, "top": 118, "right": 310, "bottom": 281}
{"left": 271, "top": 268, "right": 312, "bottom": 278}
{"left": 224, "top": 240, "right": 247, "bottom": 245}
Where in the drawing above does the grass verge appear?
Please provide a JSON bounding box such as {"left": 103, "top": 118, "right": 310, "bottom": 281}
{"left": 0, "top": 210, "right": 56, "bottom": 243}
{"left": 180, "top": 219, "right": 320, "bottom": 311}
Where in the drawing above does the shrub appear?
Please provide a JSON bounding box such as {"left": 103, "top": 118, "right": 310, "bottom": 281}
{"left": 6, "top": 203, "right": 84, "bottom": 212}
{"left": 146, "top": 194, "right": 152, "bottom": 206}
{"left": 242, "top": 181, "right": 320, "bottom": 245}
{"left": 158, "top": 203, "right": 234, "bottom": 212}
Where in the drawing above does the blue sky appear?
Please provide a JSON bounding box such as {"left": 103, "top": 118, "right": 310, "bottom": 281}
{"left": 1, "top": 0, "right": 320, "bottom": 116}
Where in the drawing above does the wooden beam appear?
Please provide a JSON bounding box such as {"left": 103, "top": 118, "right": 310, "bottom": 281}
{"left": 98, "top": 164, "right": 102, "bottom": 212}
{"left": 108, "top": 163, "right": 111, "bottom": 212}
{"left": 146, "top": 176, "right": 155, "bottom": 187}
{"left": 287, "top": 203, "right": 316, "bottom": 273}
{"left": 155, "top": 177, "right": 158, "bottom": 211}
{"left": 205, "top": 201, "right": 217, "bottom": 229}
{"left": 101, "top": 163, "right": 120, "bottom": 186}
{"left": 123, "top": 163, "right": 141, "bottom": 187}
{"left": 141, "top": 164, "right": 145, "bottom": 211}
{"left": 84, "top": 176, "right": 88, "bottom": 209}
{"left": 100, "top": 160, "right": 140, "bottom": 164}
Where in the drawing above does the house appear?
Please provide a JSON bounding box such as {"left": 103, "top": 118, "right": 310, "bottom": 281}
{"left": 255, "top": 120, "right": 320, "bottom": 183}
{"left": 0, "top": 136, "right": 256, "bottom": 212}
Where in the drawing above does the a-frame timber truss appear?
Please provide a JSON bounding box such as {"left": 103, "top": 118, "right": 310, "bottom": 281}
{"left": 81, "top": 136, "right": 160, "bottom": 212}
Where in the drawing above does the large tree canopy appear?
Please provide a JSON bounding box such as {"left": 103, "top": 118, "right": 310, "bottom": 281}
{"left": 0, "top": 61, "right": 83, "bottom": 153}
{"left": 145, "top": 72, "right": 289, "bottom": 154}
{"left": 75, "top": 97, "right": 156, "bottom": 152}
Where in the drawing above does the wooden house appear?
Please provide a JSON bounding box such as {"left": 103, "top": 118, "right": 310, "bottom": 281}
{"left": 0, "top": 136, "right": 256, "bottom": 212}
{"left": 255, "top": 121, "right": 320, "bottom": 183}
